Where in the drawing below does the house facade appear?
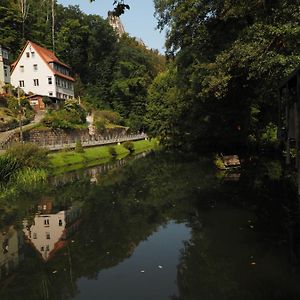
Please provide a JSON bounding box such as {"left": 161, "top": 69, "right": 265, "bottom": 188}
{"left": 11, "top": 41, "right": 74, "bottom": 103}
{"left": 23, "top": 199, "right": 81, "bottom": 261}
{"left": 0, "top": 45, "right": 11, "bottom": 94}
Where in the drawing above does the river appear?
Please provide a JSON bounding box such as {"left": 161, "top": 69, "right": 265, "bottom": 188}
{"left": 0, "top": 153, "right": 300, "bottom": 299}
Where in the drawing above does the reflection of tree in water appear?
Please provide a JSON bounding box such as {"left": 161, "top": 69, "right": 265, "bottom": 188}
{"left": 175, "top": 170, "right": 300, "bottom": 300}
{"left": 0, "top": 154, "right": 219, "bottom": 300}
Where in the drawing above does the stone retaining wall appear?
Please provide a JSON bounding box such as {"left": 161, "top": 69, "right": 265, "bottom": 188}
{"left": 3, "top": 127, "right": 129, "bottom": 149}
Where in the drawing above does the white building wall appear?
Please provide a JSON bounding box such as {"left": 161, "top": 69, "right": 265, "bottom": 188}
{"left": 23, "top": 211, "right": 66, "bottom": 260}
{"left": 11, "top": 43, "right": 56, "bottom": 97}
{"left": 0, "top": 45, "right": 11, "bottom": 93}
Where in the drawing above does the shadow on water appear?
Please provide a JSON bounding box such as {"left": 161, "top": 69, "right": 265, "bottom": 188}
{"left": 0, "top": 153, "right": 300, "bottom": 299}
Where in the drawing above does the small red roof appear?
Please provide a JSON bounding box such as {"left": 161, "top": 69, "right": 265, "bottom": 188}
{"left": 12, "top": 41, "right": 75, "bottom": 82}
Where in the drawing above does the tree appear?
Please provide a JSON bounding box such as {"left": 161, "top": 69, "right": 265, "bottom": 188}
{"left": 152, "top": 0, "right": 300, "bottom": 151}
{"left": 89, "top": 0, "right": 130, "bottom": 16}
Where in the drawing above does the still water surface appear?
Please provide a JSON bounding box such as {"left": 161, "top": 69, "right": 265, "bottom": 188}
{"left": 1, "top": 153, "right": 300, "bottom": 299}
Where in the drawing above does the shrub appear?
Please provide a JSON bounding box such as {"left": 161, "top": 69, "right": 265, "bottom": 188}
{"left": 42, "top": 101, "right": 87, "bottom": 129}
{"left": 75, "top": 140, "right": 84, "bottom": 153}
{"left": 94, "top": 110, "right": 123, "bottom": 125}
{"left": 108, "top": 146, "right": 117, "bottom": 157}
{"left": 6, "top": 143, "right": 49, "bottom": 169}
{"left": 123, "top": 141, "right": 135, "bottom": 153}
{"left": 95, "top": 119, "right": 106, "bottom": 134}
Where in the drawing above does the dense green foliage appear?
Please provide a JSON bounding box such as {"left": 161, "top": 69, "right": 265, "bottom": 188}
{"left": 122, "top": 140, "right": 134, "bottom": 153}
{"left": 147, "top": 0, "right": 300, "bottom": 152}
{"left": 0, "top": 0, "right": 164, "bottom": 132}
{"left": 42, "top": 99, "right": 87, "bottom": 129}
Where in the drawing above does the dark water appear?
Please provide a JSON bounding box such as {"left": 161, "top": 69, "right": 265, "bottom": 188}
{"left": 1, "top": 153, "right": 300, "bottom": 300}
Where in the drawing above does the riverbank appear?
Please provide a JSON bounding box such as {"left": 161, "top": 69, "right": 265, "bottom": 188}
{"left": 49, "top": 139, "right": 158, "bottom": 174}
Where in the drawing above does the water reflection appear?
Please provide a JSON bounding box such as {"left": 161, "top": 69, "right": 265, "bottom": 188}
{"left": 51, "top": 151, "right": 149, "bottom": 185}
{"left": 0, "top": 155, "right": 300, "bottom": 300}
{"left": 23, "top": 198, "right": 81, "bottom": 261}
{"left": 0, "top": 226, "right": 24, "bottom": 281}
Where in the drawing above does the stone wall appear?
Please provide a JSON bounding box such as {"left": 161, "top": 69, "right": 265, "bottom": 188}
{"left": 4, "top": 127, "right": 129, "bottom": 148}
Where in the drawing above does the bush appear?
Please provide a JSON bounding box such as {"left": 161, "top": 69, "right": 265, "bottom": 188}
{"left": 75, "top": 140, "right": 84, "bottom": 153}
{"left": 94, "top": 110, "right": 123, "bottom": 125}
{"left": 6, "top": 143, "right": 49, "bottom": 169}
{"left": 95, "top": 119, "right": 106, "bottom": 134}
{"left": 108, "top": 146, "right": 117, "bottom": 157}
{"left": 123, "top": 141, "right": 135, "bottom": 153}
{"left": 42, "top": 100, "right": 87, "bottom": 129}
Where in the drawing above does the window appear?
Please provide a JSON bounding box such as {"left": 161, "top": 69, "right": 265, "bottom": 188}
{"left": 44, "top": 219, "right": 49, "bottom": 225}
{"left": 20, "top": 65, "right": 24, "bottom": 72}
{"left": 33, "top": 233, "right": 37, "bottom": 239}
{"left": 46, "top": 232, "right": 50, "bottom": 239}
{"left": 49, "top": 92, "right": 53, "bottom": 96}
{"left": 19, "top": 80, "right": 25, "bottom": 87}
{"left": 33, "top": 64, "right": 38, "bottom": 71}
{"left": 26, "top": 52, "right": 30, "bottom": 58}
{"left": 4, "top": 67, "right": 8, "bottom": 77}
{"left": 31, "top": 52, "right": 35, "bottom": 57}
{"left": 41, "top": 247, "right": 44, "bottom": 252}
{"left": 33, "top": 79, "right": 39, "bottom": 86}
{"left": 59, "top": 220, "right": 63, "bottom": 226}
{"left": 48, "top": 77, "right": 52, "bottom": 85}
{"left": 46, "top": 245, "right": 49, "bottom": 251}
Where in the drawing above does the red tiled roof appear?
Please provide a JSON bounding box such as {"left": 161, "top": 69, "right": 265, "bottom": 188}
{"left": 30, "top": 41, "right": 70, "bottom": 69}
{"left": 11, "top": 41, "right": 75, "bottom": 82}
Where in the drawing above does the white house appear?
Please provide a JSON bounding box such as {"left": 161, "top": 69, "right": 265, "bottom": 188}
{"left": 11, "top": 41, "right": 75, "bottom": 103}
{"left": 23, "top": 199, "right": 81, "bottom": 261}
{"left": 0, "top": 45, "right": 11, "bottom": 93}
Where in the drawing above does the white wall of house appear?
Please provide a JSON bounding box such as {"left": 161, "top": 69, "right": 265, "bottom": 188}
{"left": 11, "top": 43, "right": 55, "bottom": 96}
{"left": 0, "top": 45, "right": 11, "bottom": 93}
{"left": 23, "top": 211, "right": 66, "bottom": 261}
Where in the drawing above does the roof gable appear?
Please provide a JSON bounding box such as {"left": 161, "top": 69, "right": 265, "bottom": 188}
{"left": 11, "top": 41, "right": 75, "bottom": 82}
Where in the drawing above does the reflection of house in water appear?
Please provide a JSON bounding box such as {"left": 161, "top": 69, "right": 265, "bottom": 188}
{"left": 23, "top": 199, "right": 81, "bottom": 261}
{"left": 0, "top": 226, "right": 24, "bottom": 281}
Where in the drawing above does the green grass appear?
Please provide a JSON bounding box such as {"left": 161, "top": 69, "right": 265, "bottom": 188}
{"left": 49, "top": 139, "right": 158, "bottom": 174}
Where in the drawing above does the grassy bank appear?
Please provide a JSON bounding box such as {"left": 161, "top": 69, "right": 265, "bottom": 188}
{"left": 49, "top": 139, "right": 158, "bottom": 174}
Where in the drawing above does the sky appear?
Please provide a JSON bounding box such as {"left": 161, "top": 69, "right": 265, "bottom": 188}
{"left": 57, "top": 0, "right": 166, "bottom": 53}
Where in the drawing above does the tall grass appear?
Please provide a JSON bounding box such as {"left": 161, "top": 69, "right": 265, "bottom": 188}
{"left": 0, "top": 155, "right": 20, "bottom": 182}
{"left": 0, "top": 168, "right": 47, "bottom": 201}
